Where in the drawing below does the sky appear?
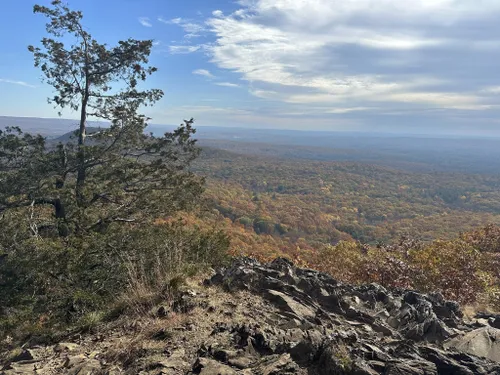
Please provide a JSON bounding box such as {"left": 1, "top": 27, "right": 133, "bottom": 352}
{"left": 1, "top": 0, "right": 500, "bottom": 135}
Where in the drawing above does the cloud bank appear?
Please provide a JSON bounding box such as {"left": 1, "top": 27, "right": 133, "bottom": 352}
{"left": 167, "top": 0, "right": 500, "bottom": 131}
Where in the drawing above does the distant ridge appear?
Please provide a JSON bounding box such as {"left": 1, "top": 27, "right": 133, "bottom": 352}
{"left": 53, "top": 127, "right": 105, "bottom": 143}
{"left": 0, "top": 116, "right": 180, "bottom": 139}
{"left": 0, "top": 116, "right": 110, "bottom": 138}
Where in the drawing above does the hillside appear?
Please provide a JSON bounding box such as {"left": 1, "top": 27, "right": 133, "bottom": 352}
{"left": 194, "top": 146, "right": 500, "bottom": 249}
{"left": 3, "top": 258, "right": 500, "bottom": 374}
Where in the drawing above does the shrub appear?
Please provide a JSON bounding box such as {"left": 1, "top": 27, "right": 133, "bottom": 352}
{"left": 316, "top": 235, "right": 489, "bottom": 305}
{"left": 0, "top": 218, "right": 230, "bottom": 341}
{"left": 408, "top": 240, "right": 484, "bottom": 303}
{"left": 461, "top": 224, "right": 500, "bottom": 253}
{"left": 317, "top": 241, "right": 366, "bottom": 284}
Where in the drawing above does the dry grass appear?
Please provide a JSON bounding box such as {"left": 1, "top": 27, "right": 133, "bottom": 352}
{"left": 115, "top": 251, "right": 187, "bottom": 317}
{"left": 463, "top": 304, "right": 497, "bottom": 320}
{"left": 103, "top": 337, "right": 147, "bottom": 369}
{"left": 102, "top": 314, "right": 188, "bottom": 371}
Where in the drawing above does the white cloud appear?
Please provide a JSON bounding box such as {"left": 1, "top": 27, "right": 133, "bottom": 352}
{"left": 169, "top": 45, "right": 201, "bottom": 54}
{"left": 171, "top": 0, "right": 499, "bottom": 112}
{"left": 325, "top": 107, "right": 376, "bottom": 114}
{"left": 193, "top": 69, "right": 215, "bottom": 79}
{"left": 216, "top": 82, "right": 240, "bottom": 88}
{"left": 138, "top": 17, "right": 152, "bottom": 27}
{"left": 164, "top": 0, "right": 500, "bottom": 128}
{"left": 181, "top": 105, "right": 252, "bottom": 115}
{"left": 380, "top": 92, "right": 480, "bottom": 109}
{"left": 158, "top": 16, "right": 181, "bottom": 24}
{"left": 0, "top": 79, "right": 36, "bottom": 88}
{"left": 159, "top": 16, "right": 205, "bottom": 38}
{"left": 250, "top": 89, "right": 280, "bottom": 100}
{"left": 147, "top": 105, "right": 359, "bottom": 129}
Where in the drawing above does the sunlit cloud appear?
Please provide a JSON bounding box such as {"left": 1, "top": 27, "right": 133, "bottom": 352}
{"left": 169, "top": 45, "right": 202, "bottom": 54}
{"left": 193, "top": 69, "right": 215, "bottom": 79}
{"left": 159, "top": 16, "right": 206, "bottom": 38}
{"left": 138, "top": 17, "right": 152, "bottom": 27}
{"left": 168, "top": 0, "right": 500, "bottom": 118}
{"left": 216, "top": 82, "right": 240, "bottom": 88}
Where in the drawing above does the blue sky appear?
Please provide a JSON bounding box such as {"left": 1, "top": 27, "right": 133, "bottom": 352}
{"left": 1, "top": 0, "right": 500, "bottom": 135}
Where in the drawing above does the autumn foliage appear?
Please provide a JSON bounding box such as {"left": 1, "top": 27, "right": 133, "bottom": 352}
{"left": 167, "top": 203, "right": 500, "bottom": 308}
{"left": 312, "top": 237, "right": 488, "bottom": 305}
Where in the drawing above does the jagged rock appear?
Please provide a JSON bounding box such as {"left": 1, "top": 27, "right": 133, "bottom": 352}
{"left": 66, "top": 358, "right": 102, "bottom": 375}
{"left": 488, "top": 317, "right": 500, "bottom": 329}
{"left": 227, "top": 355, "right": 256, "bottom": 369}
{"left": 289, "top": 329, "right": 324, "bottom": 364}
{"left": 9, "top": 349, "right": 35, "bottom": 362}
{"left": 265, "top": 289, "right": 316, "bottom": 321}
{"left": 63, "top": 354, "right": 86, "bottom": 368}
{"left": 252, "top": 353, "right": 302, "bottom": 375}
{"left": 208, "top": 258, "right": 500, "bottom": 374}
{"left": 2, "top": 363, "right": 38, "bottom": 375}
{"left": 384, "top": 360, "right": 437, "bottom": 375}
{"left": 6, "top": 258, "right": 500, "bottom": 375}
{"left": 155, "top": 348, "right": 190, "bottom": 373}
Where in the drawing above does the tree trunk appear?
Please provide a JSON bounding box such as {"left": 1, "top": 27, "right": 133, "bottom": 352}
{"left": 76, "top": 85, "right": 89, "bottom": 207}
{"left": 54, "top": 198, "right": 69, "bottom": 237}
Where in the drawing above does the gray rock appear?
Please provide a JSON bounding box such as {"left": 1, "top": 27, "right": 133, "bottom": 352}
{"left": 9, "top": 349, "right": 35, "bottom": 362}
{"left": 11, "top": 258, "right": 500, "bottom": 375}
{"left": 253, "top": 353, "right": 300, "bottom": 375}
{"left": 66, "top": 358, "right": 102, "bottom": 375}
{"left": 208, "top": 258, "right": 500, "bottom": 374}
{"left": 444, "top": 326, "right": 500, "bottom": 363}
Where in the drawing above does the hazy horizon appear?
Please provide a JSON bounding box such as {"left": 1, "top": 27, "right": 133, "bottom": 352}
{"left": 2, "top": 0, "right": 500, "bottom": 136}
{"left": 2, "top": 115, "right": 500, "bottom": 140}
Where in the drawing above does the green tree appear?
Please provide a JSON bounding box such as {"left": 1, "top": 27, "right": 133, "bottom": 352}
{"left": 28, "top": 1, "right": 162, "bottom": 207}
{"left": 0, "top": 0, "right": 203, "bottom": 237}
{"left": 0, "top": 1, "right": 220, "bottom": 328}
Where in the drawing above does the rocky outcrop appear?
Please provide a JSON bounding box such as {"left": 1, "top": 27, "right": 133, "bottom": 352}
{"left": 2, "top": 257, "right": 500, "bottom": 374}
{"left": 205, "top": 257, "right": 500, "bottom": 374}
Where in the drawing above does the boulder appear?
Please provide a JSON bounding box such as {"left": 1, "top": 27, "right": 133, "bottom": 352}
{"left": 444, "top": 326, "right": 500, "bottom": 363}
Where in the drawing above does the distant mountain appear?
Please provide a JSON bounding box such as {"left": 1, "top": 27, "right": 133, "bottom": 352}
{"left": 3, "top": 115, "right": 500, "bottom": 174}
{"left": 53, "top": 127, "right": 105, "bottom": 143}
{"left": 0, "top": 116, "right": 109, "bottom": 138}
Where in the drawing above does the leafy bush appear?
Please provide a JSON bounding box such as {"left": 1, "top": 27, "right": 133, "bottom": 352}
{"left": 316, "top": 232, "right": 493, "bottom": 306}
{"left": 316, "top": 241, "right": 366, "bottom": 284}
{"left": 461, "top": 224, "right": 500, "bottom": 253}
{"left": 408, "top": 240, "right": 483, "bottom": 303}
